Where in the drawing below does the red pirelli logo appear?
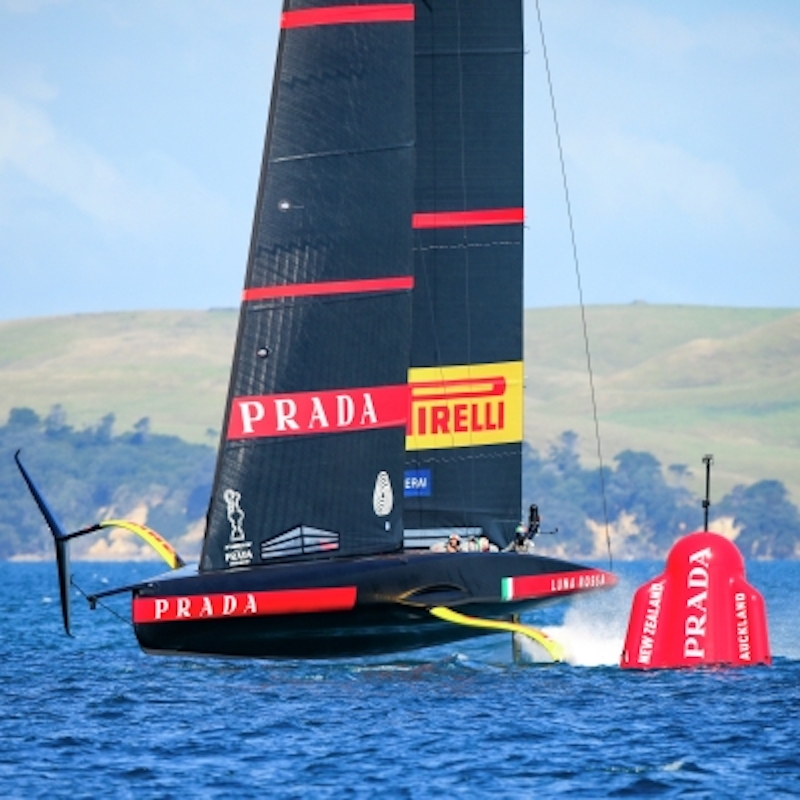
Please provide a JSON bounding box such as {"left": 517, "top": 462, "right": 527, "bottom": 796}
{"left": 133, "top": 587, "right": 358, "bottom": 624}
{"left": 406, "top": 362, "right": 523, "bottom": 450}
{"left": 228, "top": 384, "right": 408, "bottom": 440}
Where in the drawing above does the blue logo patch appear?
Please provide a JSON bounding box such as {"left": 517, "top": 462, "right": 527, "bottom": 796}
{"left": 404, "top": 469, "right": 432, "bottom": 497}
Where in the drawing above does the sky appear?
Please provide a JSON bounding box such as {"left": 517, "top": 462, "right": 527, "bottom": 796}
{"left": 1, "top": 0, "right": 800, "bottom": 320}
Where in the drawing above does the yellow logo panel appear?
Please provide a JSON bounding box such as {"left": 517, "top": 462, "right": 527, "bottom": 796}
{"left": 406, "top": 361, "right": 523, "bottom": 451}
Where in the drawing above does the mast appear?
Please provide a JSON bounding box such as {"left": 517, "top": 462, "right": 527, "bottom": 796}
{"left": 201, "top": 2, "right": 416, "bottom": 571}
{"left": 405, "top": 0, "right": 525, "bottom": 546}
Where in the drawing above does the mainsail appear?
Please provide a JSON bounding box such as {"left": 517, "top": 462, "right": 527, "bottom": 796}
{"left": 404, "top": 0, "right": 524, "bottom": 546}
{"left": 201, "top": 0, "right": 524, "bottom": 570}
{"left": 201, "top": 2, "right": 416, "bottom": 571}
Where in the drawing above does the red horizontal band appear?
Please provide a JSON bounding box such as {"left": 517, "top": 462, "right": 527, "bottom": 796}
{"left": 244, "top": 275, "right": 413, "bottom": 302}
{"left": 133, "top": 587, "right": 357, "bottom": 624}
{"left": 228, "top": 384, "right": 409, "bottom": 440}
{"left": 412, "top": 208, "right": 525, "bottom": 230}
{"left": 282, "top": 4, "right": 414, "bottom": 29}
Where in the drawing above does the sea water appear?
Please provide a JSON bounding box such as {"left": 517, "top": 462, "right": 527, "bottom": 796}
{"left": 1, "top": 560, "right": 798, "bottom": 798}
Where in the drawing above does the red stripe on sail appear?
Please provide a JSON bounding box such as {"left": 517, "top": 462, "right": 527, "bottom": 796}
{"left": 228, "top": 384, "right": 409, "bottom": 440}
{"left": 243, "top": 276, "right": 413, "bottom": 302}
{"left": 133, "top": 586, "right": 358, "bottom": 624}
{"left": 412, "top": 208, "right": 525, "bottom": 229}
{"left": 282, "top": 4, "right": 414, "bottom": 29}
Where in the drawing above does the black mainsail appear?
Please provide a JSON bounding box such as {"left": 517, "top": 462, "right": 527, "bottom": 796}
{"left": 21, "top": 0, "right": 616, "bottom": 660}
{"left": 201, "top": 2, "right": 416, "bottom": 570}
{"left": 405, "top": 0, "right": 524, "bottom": 547}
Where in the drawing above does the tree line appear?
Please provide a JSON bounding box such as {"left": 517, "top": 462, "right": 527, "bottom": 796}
{"left": 524, "top": 431, "right": 800, "bottom": 559}
{"left": 1, "top": 409, "right": 798, "bottom": 560}
{"left": 0, "top": 407, "right": 213, "bottom": 560}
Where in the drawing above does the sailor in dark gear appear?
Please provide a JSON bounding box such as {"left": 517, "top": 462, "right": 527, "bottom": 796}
{"left": 505, "top": 504, "right": 544, "bottom": 553}
{"left": 504, "top": 522, "right": 533, "bottom": 553}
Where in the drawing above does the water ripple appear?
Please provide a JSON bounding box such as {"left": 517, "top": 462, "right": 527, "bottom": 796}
{"left": 2, "top": 562, "right": 800, "bottom": 798}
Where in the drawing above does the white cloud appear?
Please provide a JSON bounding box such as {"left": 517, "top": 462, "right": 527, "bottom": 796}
{"left": 669, "top": 11, "right": 800, "bottom": 62}
{"left": 0, "top": 0, "right": 65, "bottom": 13}
{"left": 526, "top": 1, "right": 798, "bottom": 241}
{"left": 566, "top": 128, "right": 780, "bottom": 234}
{"left": 0, "top": 93, "right": 144, "bottom": 230}
{"left": 0, "top": 92, "right": 227, "bottom": 236}
{"left": 553, "top": 0, "right": 800, "bottom": 63}
{"left": 610, "top": 4, "right": 697, "bottom": 60}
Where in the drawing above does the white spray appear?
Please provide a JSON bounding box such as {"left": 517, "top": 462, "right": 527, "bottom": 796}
{"left": 517, "top": 579, "right": 637, "bottom": 667}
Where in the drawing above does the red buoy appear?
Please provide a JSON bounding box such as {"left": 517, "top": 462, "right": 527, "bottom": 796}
{"left": 621, "top": 531, "right": 771, "bottom": 669}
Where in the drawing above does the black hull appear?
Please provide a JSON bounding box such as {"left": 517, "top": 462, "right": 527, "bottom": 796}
{"left": 133, "top": 552, "right": 615, "bottom": 659}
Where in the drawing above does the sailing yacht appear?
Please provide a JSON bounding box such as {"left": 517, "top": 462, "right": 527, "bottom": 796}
{"left": 18, "top": 0, "right": 615, "bottom": 659}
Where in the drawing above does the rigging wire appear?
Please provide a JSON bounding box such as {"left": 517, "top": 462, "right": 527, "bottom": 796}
{"left": 534, "top": 0, "right": 613, "bottom": 569}
{"left": 72, "top": 578, "right": 133, "bottom": 628}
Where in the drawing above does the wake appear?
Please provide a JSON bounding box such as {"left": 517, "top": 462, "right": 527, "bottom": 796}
{"left": 518, "top": 578, "right": 637, "bottom": 667}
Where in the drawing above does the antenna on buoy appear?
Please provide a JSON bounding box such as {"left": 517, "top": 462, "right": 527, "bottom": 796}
{"left": 702, "top": 454, "right": 713, "bottom": 531}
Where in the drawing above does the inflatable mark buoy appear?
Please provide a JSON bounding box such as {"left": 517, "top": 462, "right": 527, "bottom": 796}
{"left": 621, "top": 531, "right": 770, "bottom": 669}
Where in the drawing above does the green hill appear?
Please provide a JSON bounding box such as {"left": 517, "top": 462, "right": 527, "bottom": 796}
{"left": 524, "top": 304, "right": 800, "bottom": 501}
{"left": 2, "top": 304, "right": 799, "bottom": 503}
{"left": 0, "top": 310, "right": 236, "bottom": 445}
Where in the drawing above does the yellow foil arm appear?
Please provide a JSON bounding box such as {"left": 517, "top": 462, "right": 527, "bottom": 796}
{"left": 98, "top": 520, "right": 185, "bottom": 569}
{"left": 429, "top": 605, "right": 564, "bottom": 662}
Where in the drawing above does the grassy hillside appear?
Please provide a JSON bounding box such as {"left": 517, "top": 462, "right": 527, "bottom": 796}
{"left": 2, "top": 305, "right": 799, "bottom": 502}
{"left": 524, "top": 304, "right": 800, "bottom": 501}
{"left": 0, "top": 310, "right": 236, "bottom": 444}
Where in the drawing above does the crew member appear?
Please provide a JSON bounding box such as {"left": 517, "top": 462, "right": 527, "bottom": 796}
{"left": 504, "top": 523, "right": 535, "bottom": 553}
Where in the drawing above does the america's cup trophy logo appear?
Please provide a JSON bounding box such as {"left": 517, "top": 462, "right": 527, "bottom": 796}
{"left": 223, "top": 488, "right": 253, "bottom": 565}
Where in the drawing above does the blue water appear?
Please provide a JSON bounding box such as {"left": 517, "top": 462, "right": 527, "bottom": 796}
{"left": 2, "top": 560, "right": 799, "bottom": 798}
